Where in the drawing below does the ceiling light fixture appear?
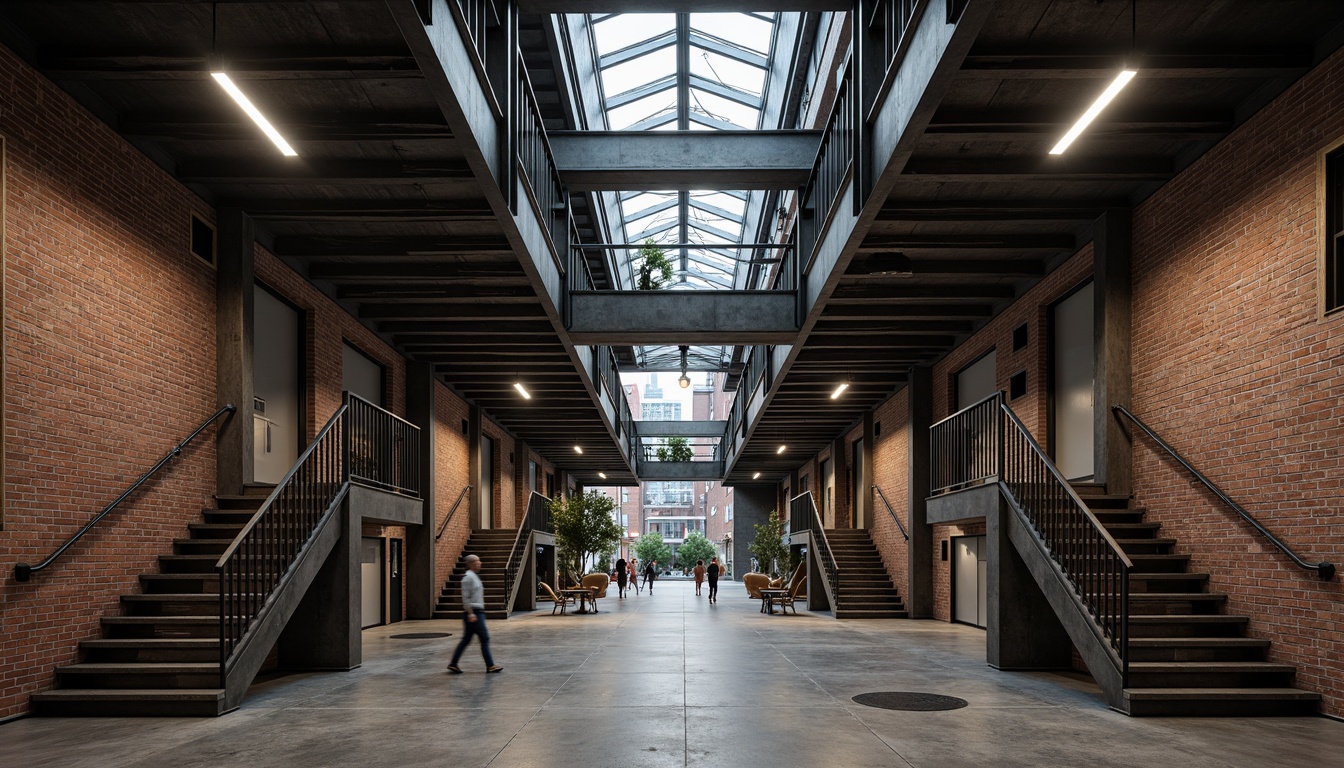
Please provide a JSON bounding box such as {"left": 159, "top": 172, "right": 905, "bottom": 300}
{"left": 513, "top": 382, "right": 531, "bottom": 399}
{"left": 210, "top": 72, "right": 298, "bottom": 157}
{"left": 574, "top": 445, "right": 583, "bottom": 454}
{"left": 752, "top": 472, "right": 762, "bottom": 480}
{"left": 678, "top": 345, "right": 691, "bottom": 388}
{"left": 1049, "top": 69, "right": 1137, "bottom": 155}
{"left": 598, "top": 472, "right": 607, "bottom": 479}
{"left": 831, "top": 382, "right": 849, "bottom": 399}
{"left": 776, "top": 445, "right": 787, "bottom": 454}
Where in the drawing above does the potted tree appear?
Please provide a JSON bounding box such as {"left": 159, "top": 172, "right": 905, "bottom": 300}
{"left": 748, "top": 513, "right": 794, "bottom": 579}
{"left": 548, "top": 490, "right": 624, "bottom": 587}
{"left": 655, "top": 436, "right": 694, "bottom": 462}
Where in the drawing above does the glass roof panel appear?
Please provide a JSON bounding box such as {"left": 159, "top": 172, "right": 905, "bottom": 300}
{"left": 689, "top": 13, "right": 775, "bottom": 54}
{"left": 689, "top": 50, "right": 767, "bottom": 97}
{"left": 689, "top": 88, "right": 760, "bottom": 130}
{"left": 607, "top": 91, "right": 678, "bottom": 131}
{"left": 592, "top": 14, "right": 675, "bottom": 51}
{"left": 601, "top": 46, "right": 677, "bottom": 97}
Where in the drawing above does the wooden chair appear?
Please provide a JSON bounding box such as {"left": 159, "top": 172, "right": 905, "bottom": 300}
{"left": 538, "top": 582, "right": 575, "bottom": 615}
{"left": 774, "top": 562, "right": 807, "bottom": 615}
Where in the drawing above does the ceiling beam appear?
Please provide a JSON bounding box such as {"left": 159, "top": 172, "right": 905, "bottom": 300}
{"left": 858, "top": 234, "right": 1075, "bottom": 251}
{"left": 358, "top": 303, "right": 547, "bottom": 320}
{"left": 847, "top": 257, "right": 1048, "bottom": 277}
{"left": 821, "top": 304, "right": 995, "bottom": 319}
{"left": 176, "top": 159, "right": 475, "bottom": 185}
{"left": 959, "top": 48, "right": 1312, "bottom": 79}
{"left": 902, "top": 156, "right": 1172, "bottom": 182}
{"left": 875, "top": 200, "right": 1126, "bottom": 221}
{"left": 335, "top": 285, "right": 534, "bottom": 301}
{"left": 37, "top": 46, "right": 421, "bottom": 80}
{"left": 309, "top": 262, "right": 523, "bottom": 281}
{"left": 273, "top": 235, "right": 513, "bottom": 258}
{"left": 549, "top": 130, "right": 821, "bottom": 191}
{"left": 926, "top": 106, "right": 1232, "bottom": 135}
{"left": 519, "top": 2, "right": 849, "bottom": 11}
{"left": 224, "top": 199, "right": 493, "bottom": 223}
{"left": 828, "top": 284, "right": 1017, "bottom": 301}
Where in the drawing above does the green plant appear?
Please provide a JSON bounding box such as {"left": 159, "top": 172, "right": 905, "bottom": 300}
{"left": 655, "top": 436, "right": 694, "bottom": 462}
{"left": 634, "top": 532, "right": 673, "bottom": 570}
{"left": 635, "top": 240, "right": 675, "bottom": 290}
{"left": 676, "top": 530, "right": 716, "bottom": 567}
{"left": 748, "top": 513, "right": 794, "bottom": 578}
{"left": 549, "top": 490, "right": 624, "bottom": 584}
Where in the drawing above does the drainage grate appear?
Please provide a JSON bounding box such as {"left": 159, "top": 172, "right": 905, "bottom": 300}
{"left": 851, "top": 692, "right": 968, "bottom": 711}
{"left": 389, "top": 632, "right": 453, "bottom": 639}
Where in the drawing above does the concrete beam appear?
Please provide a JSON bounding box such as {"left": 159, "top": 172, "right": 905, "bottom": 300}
{"left": 550, "top": 131, "right": 821, "bottom": 191}
{"left": 568, "top": 291, "right": 799, "bottom": 344}
{"left": 635, "top": 461, "right": 724, "bottom": 481}
{"left": 520, "top": 2, "right": 848, "bottom": 13}
{"left": 635, "top": 420, "right": 727, "bottom": 438}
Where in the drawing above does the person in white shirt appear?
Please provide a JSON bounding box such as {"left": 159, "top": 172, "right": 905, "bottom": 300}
{"left": 446, "top": 554, "right": 502, "bottom": 674}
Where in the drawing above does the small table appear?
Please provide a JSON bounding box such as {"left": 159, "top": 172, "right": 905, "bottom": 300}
{"left": 758, "top": 588, "right": 789, "bottom": 615}
{"left": 562, "top": 587, "right": 599, "bottom": 614}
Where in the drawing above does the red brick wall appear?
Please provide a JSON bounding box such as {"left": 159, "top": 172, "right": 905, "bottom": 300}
{"left": 433, "top": 383, "right": 472, "bottom": 585}
{"left": 0, "top": 43, "right": 218, "bottom": 719}
{"left": 1129, "top": 49, "right": 1344, "bottom": 716}
{"left": 871, "top": 390, "right": 910, "bottom": 599}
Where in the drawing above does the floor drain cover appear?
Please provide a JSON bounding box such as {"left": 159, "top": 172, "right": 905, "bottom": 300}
{"left": 852, "top": 692, "right": 968, "bottom": 711}
{"left": 389, "top": 632, "right": 453, "bottom": 639}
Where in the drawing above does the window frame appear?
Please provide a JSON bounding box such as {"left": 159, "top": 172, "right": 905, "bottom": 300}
{"left": 1320, "top": 137, "right": 1344, "bottom": 319}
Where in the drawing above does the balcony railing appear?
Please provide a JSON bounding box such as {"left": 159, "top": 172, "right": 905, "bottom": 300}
{"left": 930, "top": 392, "right": 1002, "bottom": 495}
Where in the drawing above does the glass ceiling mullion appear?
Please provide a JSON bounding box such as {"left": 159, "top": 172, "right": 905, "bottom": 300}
{"left": 627, "top": 220, "right": 679, "bottom": 244}
{"left": 689, "top": 75, "right": 762, "bottom": 109}
{"left": 687, "top": 111, "right": 745, "bottom": 131}
{"left": 627, "top": 197, "right": 680, "bottom": 222}
{"left": 626, "top": 112, "right": 678, "bottom": 131}
{"left": 606, "top": 75, "right": 677, "bottom": 110}
{"left": 599, "top": 30, "right": 677, "bottom": 69}
{"left": 688, "top": 220, "right": 740, "bottom": 243}
{"left": 689, "top": 199, "right": 745, "bottom": 224}
{"left": 687, "top": 31, "right": 769, "bottom": 69}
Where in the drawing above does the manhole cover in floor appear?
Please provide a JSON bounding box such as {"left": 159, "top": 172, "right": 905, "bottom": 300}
{"left": 389, "top": 632, "right": 453, "bottom": 639}
{"left": 852, "top": 692, "right": 968, "bottom": 711}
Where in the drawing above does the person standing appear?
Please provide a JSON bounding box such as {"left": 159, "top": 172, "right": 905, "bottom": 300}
{"left": 693, "top": 559, "right": 706, "bottom": 596}
{"left": 707, "top": 556, "right": 721, "bottom": 604}
{"left": 447, "top": 554, "right": 503, "bottom": 674}
{"left": 629, "top": 557, "right": 640, "bottom": 594}
{"left": 643, "top": 558, "right": 657, "bottom": 594}
{"left": 614, "top": 556, "right": 628, "bottom": 598}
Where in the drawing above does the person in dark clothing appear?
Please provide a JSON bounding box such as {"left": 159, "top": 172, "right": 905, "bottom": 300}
{"left": 707, "top": 557, "right": 721, "bottom": 603}
{"left": 615, "top": 557, "right": 629, "bottom": 598}
{"left": 643, "top": 559, "right": 657, "bottom": 594}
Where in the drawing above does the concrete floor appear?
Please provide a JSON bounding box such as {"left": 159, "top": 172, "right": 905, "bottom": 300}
{"left": 3, "top": 579, "right": 1342, "bottom": 767}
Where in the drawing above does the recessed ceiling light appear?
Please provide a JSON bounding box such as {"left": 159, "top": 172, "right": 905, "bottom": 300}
{"left": 574, "top": 445, "right": 583, "bottom": 454}
{"left": 1049, "top": 70, "right": 1138, "bottom": 155}
{"left": 210, "top": 72, "right": 298, "bottom": 157}
{"left": 831, "top": 383, "right": 849, "bottom": 399}
{"left": 513, "top": 382, "right": 531, "bottom": 399}
{"left": 776, "top": 445, "right": 787, "bottom": 454}
{"left": 752, "top": 472, "right": 762, "bottom": 480}
{"left": 598, "top": 472, "right": 607, "bottom": 479}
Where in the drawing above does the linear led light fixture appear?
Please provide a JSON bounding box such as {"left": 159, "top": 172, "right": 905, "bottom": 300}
{"left": 776, "top": 445, "right": 787, "bottom": 454}
{"left": 210, "top": 72, "right": 298, "bottom": 157}
{"left": 574, "top": 445, "right": 583, "bottom": 454}
{"left": 752, "top": 472, "right": 762, "bottom": 480}
{"left": 598, "top": 472, "right": 607, "bottom": 479}
{"left": 831, "top": 383, "right": 849, "bottom": 399}
{"left": 513, "top": 383, "right": 531, "bottom": 399}
{"left": 1049, "top": 70, "right": 1138, "bottom": 155}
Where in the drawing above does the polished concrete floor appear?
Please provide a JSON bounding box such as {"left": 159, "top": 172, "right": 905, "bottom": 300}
{"left": 3, "top": 579, "right": 1342, "bottom": 767}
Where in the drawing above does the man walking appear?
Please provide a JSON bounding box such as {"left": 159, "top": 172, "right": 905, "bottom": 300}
{"left": 707, "top": 556, "right": 721, "bottom": 604}
{"left": 643, "top": 558, "right": 657, "bottom": 594}
{"left": 447, "top": 554, "right": 503, "bottom": 674}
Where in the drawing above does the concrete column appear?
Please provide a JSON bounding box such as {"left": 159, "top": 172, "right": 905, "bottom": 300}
{"left": 1094, "top": 210, "right": 1133, "bottom": 497}
{"left": 215, "top": 209, "right": 255, "bottom": 496}
{"left": 469, "top": 405, "right": 482, "bottom": 530}
{"left": 732, "top": 484, "right": 775, "bottom": 581}
{"left": 907, "top": 366, "right": 934, "bottom": 618}
{"left": 404, "top": 361, "right": 436, "bottom": 619}
{"left": 987, "top": 495, "right": 1072, "bottom": 670}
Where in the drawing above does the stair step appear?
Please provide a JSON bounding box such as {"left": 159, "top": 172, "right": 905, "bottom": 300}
{"left": 173, "top": 538, "right": 231, "bottom": 555}
{"left": 1127, "top": 662, "right": 1298, "bottom": 688}
{"left": 1122, "top": 688, "right": 1319, "bottom": 717}
{"left": 31, "top": 688, "right": 227, "bottom": 717}
{"left": 1127, "top": 593, "right": 1227, "bottom": 615}
{"left": 54, "top": 663, "right": 221, "bottom": 689}
{"left": 1128, "top": 637, "right": 1270, "bottom": 662}
{"left": 102, "top": 616, "right": 224, "bottom": 639}
{"left": 186, "top": 522, "right": 247, "bottom": 538}
{"left": 1128, "top": 615, "right": 1250, "bottom": 637}
{"left": 1074, "top": 493, "right": 1132, "bottom": 508}
{"left": 834, "top": 610, "right": 909, "bottom": 619}
{"left": 1129, "top": 573, "right": 1210, "bottom": 592}
{"left": 80, "top": 639, "right": 220, "bottom": 663}
{"left": 214, "top": 496, "right": 267, "bottom": 510}
{"left": 120, "top": 594, "right": 237, "bottom": 617}
{"left": 1101, "top": 523, "right": 1163, "bottom": 537}
{"left": 1114, "top": 538, "right": 1176, "bottom": 554}
{"left": 1126, "top": 554, "right": 1192, "bottom": 572}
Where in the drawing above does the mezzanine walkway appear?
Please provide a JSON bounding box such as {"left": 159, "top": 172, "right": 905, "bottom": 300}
{"left": 2, "top": 580, "right": 1341, "bottom": 767}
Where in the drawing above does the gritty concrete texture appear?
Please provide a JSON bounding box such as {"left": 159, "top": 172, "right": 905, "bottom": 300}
{"left": 2, "top": 580, "right": 1342, "bottom": 767}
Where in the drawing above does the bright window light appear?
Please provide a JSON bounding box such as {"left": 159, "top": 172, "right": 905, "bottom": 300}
{"left": 831, "top": 383, "right": 849, "bottom": 399}
{"left": 211, "top": 72, "right": 298, "bottom": 157}
{"left": 513, "top": 383, "right": 531, "bottom": 399}
{"left": 1049, "top": 70, "right": 1137, "bottom": 155}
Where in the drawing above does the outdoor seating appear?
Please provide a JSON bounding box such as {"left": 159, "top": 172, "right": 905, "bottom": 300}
{"left": 743, "top": 572, "right": 772, "bottom": 598}
{"left": 581, "top": 572, "right": 610, "bottom": 598}
{"left": 539, "top": 582, "right": 576, "bottom": 615}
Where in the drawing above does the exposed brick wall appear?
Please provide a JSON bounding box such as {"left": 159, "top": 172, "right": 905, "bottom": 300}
{"left": 0, "top": 43, "right": 217, "bottom": 719}
{"left": 1128, "top": 48, "right": 1344, "bottom": 716}
{"left": 433, "top": 382, "right": 472, "bottom": 586}
{"left": 482, "top": 418, "right": 516, "bottom": 529}
{"left": 871, "top": 390, "right": 910, "bottom": 599}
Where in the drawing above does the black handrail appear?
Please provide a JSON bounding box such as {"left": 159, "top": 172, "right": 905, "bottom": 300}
{"left": 435, "top": 485, "right": 473, "bottom": 542}
{"left": 14, "top": 404, "right": 236, "bottom": 582}
{"left": 871, "top": 485, "right": 909, "bottom": 541}
{"left": 1113, "top": 404, "right": 1336, "bottom": 581}
{"left": 791, "top": 492, "right": 840, "bottom": 611}
{"left": 1000, "top": 399, "right": 1131, "bottom": 678}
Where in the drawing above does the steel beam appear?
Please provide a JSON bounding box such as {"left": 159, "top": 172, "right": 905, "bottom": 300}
{"left": 634, "top": 461, "right": 724, "bottom": 481}
{"left": 549, "top": 131, "right": 821, "bottom": 191}
{"left": 635, "top": 420, "right": 727, "bottom": 438}
{"left": 567, "top": 290, "right": 799, "bottom": 344}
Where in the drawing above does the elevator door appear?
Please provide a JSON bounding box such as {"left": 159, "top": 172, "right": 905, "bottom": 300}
{"left": 952, "top": 535, "right": 988, "bottom": 628}
{"left": 1052, "top": 283, "right": 1095, "bottom": 480}
{"left": 820, "top": 458, "right": 834, "bottom": 528}
{"left": 361, "top": 537, "right": 384, "bottom": 629}
{"left": 253, "top": 287, "right": 300, "bottom": 484}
